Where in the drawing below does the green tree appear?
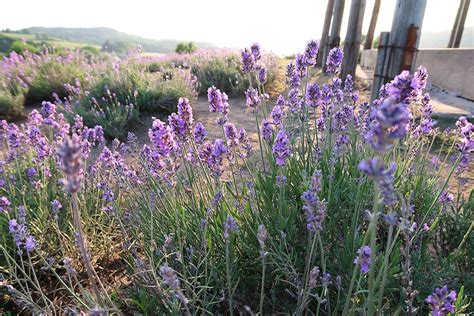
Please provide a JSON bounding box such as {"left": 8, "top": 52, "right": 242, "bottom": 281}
{"left": 175, "top": 42, "right": 197, "bottom": 54}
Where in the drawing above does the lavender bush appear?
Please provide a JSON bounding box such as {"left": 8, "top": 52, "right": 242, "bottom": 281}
{"left": 144, "top": 48, "right": 280, "bottom": 96}
{"left": 0, "top": 40, "right": 472, "bottom": 315}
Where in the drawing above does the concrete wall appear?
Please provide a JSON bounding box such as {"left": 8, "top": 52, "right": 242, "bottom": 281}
{"left": 360, "top": 49, "right": 474, "bottom": 100}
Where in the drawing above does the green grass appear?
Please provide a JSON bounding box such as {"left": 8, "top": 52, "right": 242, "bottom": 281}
{"left": 1, "top": 32, "right": 100, "bottom": 50}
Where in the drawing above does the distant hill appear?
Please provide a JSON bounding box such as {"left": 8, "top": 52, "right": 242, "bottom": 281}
{"left": 18, "top": 27, "right": 215, "bottom": 53}
{"left": 420, "top": 26, "right": 473, "bottom": 48}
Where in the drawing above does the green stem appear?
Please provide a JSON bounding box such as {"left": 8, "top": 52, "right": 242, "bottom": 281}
{"left": 377, "top": 224, "right": 394, "bottom": 311}
{"left": 225, "top": 240, "right": 234, "bottom": 316}
{"left": 259, "top": 255, "right": 266, "bottom": 315}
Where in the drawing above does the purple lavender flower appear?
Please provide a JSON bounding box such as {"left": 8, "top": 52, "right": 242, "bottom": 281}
{"left": 238, "top": 128, "right": 253, "bottom": 158}
{"left": 271, "top": 104, "right": 283, "bottom": 126}
{"left": 148, "top": 119, "right": 177, "bottom": 157}
{"left": 301, "top": 190, "right": 326, "bottom": 232}
{"left": 160, "top": 263, "right": 180, "bottom": 290}
{"left": 261, "top": 120, "right": 273, "bottom": 141}
{"left": 272, "top": 130, "right": 291, "bottom": 167}
{"left": 0, "top": 197, "right": 11, "bottom": 213}
{"left": 224, "top": 122, "right": 239, "bottom": 147}
{"left": 57, "top": 135, "right": 83, "bottom": 194}
{"left": 250, "top": 43, "right": 261, "bottom": 61}
{"left": 245, "top": 88, "right": 261, "bottom": 108}
{"left": 276, "top": 95, "right": 286, "bottom": 107}
{"left": 256, "top": 65, "right": 267, "bottom": 84}
{"left": 73, "top": 115, "right": 83, "bottom": 131}
{"left": 224, "top": 215, "right": 239, "bottom": 240}
{"left": 456, "top": 116, "right": 473, "bottom": 152}
{"left": 306, "top": 83, "right": 321, "bottom": 108}
{"left": 304, "top": 40, "right": 320, "bottom": 66}
{"left": 177, "top": 97, "right": 194, "bottom": 131}
{"left": 241, "top": 48, "right": 255, "bottom": 73}
{"left": 168, "top": 98, "right": 193, "bottom": 139}
{"left": 286, "top": 61, "right": 301, "bottom": 87}
{"left": 367, "top": 96, "right": 411, "bottom": 153}
{"left": 310, "top": 170, "right": 322, "bottom": 193}
{"left": 344, "top": 74, "right": 354, "bottom": 93}
{"left": 413, "top": 65, "right": 429, "bottom": 91}
{"left": 207, "top": 86, "right": 229, "bottom": 114}
{"left": 426, "top": 286, "right": 457, "bottom": 316}
{"left": 193, "top": 122, "right": 207, "bottom": 144}
{"left": 9, "top": 219, "right": 27, "bottom": 247}
{"left": 208, "top": 139, "right": 227, "bottom": 177}
{"left": 309, "top": 266, "right": 320, "bottom": 289}
{"left": 25, "top": 235, "right": 37, "bottom": 252}
{"left": 439, "top": 191, "right": 454, "bottom": 205}
{"left": 359, "top": 158, "right": 397, "bottom": 206}
{"left": 288, "top": 89, "right": 300, "bottom": 110}
{"left": 386, "top": 70, "right": 423, "bottom": 104}
{"left": 295, "top": 53, "right": 308, "bottom": 77}
{"left": 322, "top": 272, "right": 331, "bottom": 289}
{"left": 26, "top": 167, "right": 36, "bottom": 179}
{"left": 354, "top": 245, "right": 371, "bottom": 274}
{"left": 41, "top": 101, "right": 56, "bottom": 125}
{"left": 97, "top": 181, "right": 114, "bottom": 203}
{"left": 326, "top": 47, "right": 343, "bottom": 75}
{"left": 51, "top": 199, "right": 62, "bottom": 216}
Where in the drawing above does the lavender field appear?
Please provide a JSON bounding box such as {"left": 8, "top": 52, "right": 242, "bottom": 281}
{"left": 2, "top": 0, "right": 474, "bottom": 312}
{"left": 0, "top": 36, "right": 472, "bottom": 315}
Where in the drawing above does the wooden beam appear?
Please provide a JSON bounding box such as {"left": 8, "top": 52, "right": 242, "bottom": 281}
{"left": 453, "top": 0, "right": 471, "bottom": 48}
{"left": 318, "top": 0, "right": 336, "bottom": 66}
{"left": 324, "top": 0, "right": 345, "bottom": 71}
{"left": 364, "top": 0, "right": 381, "bottom": 49}
{"left": 448, "top": 0, "right": 464, "bottom": 47}
{"left": 386, "top": 0, "right": 427, "bottom": 78}
{"left": 342, "top": 0, "right": 367, "bottom": 78}
{"left": 371, "top": 32, "right": 390, "bottom": 101}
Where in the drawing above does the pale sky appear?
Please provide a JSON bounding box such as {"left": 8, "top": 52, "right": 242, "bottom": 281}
{"left": 1, "top": 0, "right": 473, "bottom": 54}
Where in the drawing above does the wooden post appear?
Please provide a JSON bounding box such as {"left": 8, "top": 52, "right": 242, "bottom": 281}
{"left": 324, "top": 0, "right": 345, "bottom": 72}
{"left": 448, "top": 0, "right": 471, "bottom": 48}
{"left": 371, "top": 32, "right": 390, "bottom": 101}
{"left": 364, "top": 0, "right": 381, "bottom": 49}
{"left": 318, "top": 0, "right": 335, "bottom": 67}
{"left": 342, "top": 0, "right": 367, "bottom": 78}
{"left": 386, "top": 0, "right": 427, "bottom": 79}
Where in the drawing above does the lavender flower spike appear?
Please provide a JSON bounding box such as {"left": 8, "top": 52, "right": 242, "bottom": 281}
{"left": 57, "top": 134, "right": 83, "bottom": 194}
{"left": 272, "top": 130, "right": 291, "bottom": 167}
{"left": 426, "top": 285, "right": 457, "bottom": 316}
{"left": 241, "top": 48, "right": 255, "bottom": 73}
{"left": 354, "top": 245, "right": 371, "bottom": 274}
{"left": 326, "top": 47, "right": 344, "bottom": 75}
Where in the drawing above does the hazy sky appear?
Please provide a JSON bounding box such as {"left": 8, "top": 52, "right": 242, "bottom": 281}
{"left": 1, "top": 0, "right": 473, "bottom": 54}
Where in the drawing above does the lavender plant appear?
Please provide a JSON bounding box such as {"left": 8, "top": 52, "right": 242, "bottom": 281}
{"left": 0, "top": 39, "right": 472, "bottom": 315}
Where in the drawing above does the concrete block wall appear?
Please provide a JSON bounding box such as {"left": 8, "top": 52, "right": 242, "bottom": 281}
{"left": 360, "top": 49, "right": 474, "bottom": 100}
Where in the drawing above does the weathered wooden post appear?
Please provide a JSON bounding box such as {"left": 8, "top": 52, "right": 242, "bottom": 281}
{"left": 448, "top": 0, "right": 471, "bottom": 48}
{"left": 342, "top": 0, "right": 366, "bottom": 78}
{"left": 324, "top": 0, "right": 345, "bottom": 72}
{"left": 364, "top": 0, "right": 381, "bottom": 49}
{"left": 385, "top": 0, "right": 427, "bottom": 80}
{"left": 370, "top": 32, "right": 390, "bottom": 101}
{"left": 318, "top": 0, "right": 335, "bottom": 67}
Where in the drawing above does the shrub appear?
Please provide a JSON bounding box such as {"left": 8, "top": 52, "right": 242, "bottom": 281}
{"left": 26, "top": 60, "right": 87, "bottom": 104}
{"left": 0, "top": 90, "right": 24, "bottom": 119}
{"left": 7, "top": 41, "right": 39, "bottom": 55}
{"left": 144, "top": 49, "right": 280, "bottom": 96}
{"left": 54, "top": 55, "right": 198, "bottom": 138}
{"left": 175, "top": 41, "right": 197, "bottom": 54}
{"left": 74, "top": 92, "right": 140, "bottom": 140}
